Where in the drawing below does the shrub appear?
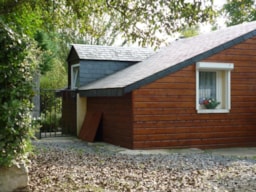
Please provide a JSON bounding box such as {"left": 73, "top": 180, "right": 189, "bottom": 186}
{"left": 40, "top": 108, "right": 62, "bottom": 132}
{"left": 0, "top": 21, "right": 40, "bottom": 166}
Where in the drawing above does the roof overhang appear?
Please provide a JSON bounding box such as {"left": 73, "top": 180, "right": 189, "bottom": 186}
{"left": 79, "top": 88, "right": 125, "bottom": 97}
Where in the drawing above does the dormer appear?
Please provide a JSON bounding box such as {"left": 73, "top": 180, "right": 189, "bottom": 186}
{"left": 66, "top": 44, "right": 154, "bottom": 90}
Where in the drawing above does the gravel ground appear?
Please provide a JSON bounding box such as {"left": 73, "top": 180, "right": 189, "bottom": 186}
{"left": 28, "top": 139, "right": 256, "bottom": 192}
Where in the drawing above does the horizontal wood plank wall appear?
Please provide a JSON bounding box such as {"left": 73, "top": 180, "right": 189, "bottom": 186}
{"left": 61, "top": 91, "right": 77, "bottom": 136}
{"left": 87, "top": 94, "right": 133, "bottom": 148}
{"left": 132, "top": 37, "right": 256, "bottom": 149}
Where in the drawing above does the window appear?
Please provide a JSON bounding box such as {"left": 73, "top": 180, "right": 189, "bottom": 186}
{"left": 196, "top": 62, "right": 234, "bottom": 113}
{"left": 71, "top": 64, "right": 80, "bottom": 89}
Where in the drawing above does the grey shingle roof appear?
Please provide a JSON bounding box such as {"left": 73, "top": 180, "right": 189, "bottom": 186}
{"left": 79, "top": 21, "right": 256, "bottom": 97}
{"left": 71, "top": 44, "right": 154, "bottom": 62}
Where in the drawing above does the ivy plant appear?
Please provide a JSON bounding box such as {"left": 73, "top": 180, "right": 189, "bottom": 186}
{"left": 0, "top": 20, "right": 40, "bottom": 167}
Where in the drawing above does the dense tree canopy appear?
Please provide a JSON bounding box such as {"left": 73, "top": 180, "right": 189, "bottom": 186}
{"left": 222, "top": 0, "right": 256, "bottom": 26}
{"left": 106, "top": 0, "right": 215, "bottom": 46}
{"left": 0, "top": 0, "right": 215, "bottom": 47}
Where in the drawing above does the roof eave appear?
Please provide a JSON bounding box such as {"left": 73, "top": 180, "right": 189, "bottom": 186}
{"left": 79, "top": 58, "right": 140, "bottom": 63}
{"left": 79, "top": 88, "right": 125, "bottom": 97}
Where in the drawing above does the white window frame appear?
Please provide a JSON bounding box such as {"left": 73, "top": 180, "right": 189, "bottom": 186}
{"left": 71, "top": 64, "right": 80, "bottom": 89}
{"left": 196, "top": 62, "right": 234, "bottom": 114}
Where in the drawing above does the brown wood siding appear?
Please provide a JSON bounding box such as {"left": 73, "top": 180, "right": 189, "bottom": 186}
{"left": 61, "top": 91, "right": 77, "bottom": 136}
{"left": 132, "top": 37, "right": 256, "bottom": 149}
{"left": 87, "top": 94, "right": 133, "bottom": 148}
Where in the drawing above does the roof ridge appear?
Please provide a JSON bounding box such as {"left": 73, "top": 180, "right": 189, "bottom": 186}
{"left": 70, "top": 44, "right": 154, "bottom": 62}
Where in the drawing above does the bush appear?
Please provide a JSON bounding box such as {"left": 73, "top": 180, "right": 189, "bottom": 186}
{"left": 40, "top": 109, "right": 62, "bottom": 132}
{"left": 0, "top": 21, "right": 40, "bottom": 166}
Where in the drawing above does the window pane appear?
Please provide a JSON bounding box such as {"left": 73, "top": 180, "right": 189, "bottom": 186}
{"left": 74, "top": 67, "right": 80, "bottom": 87}
{"left": 199, "top": 72, "right": 216, "bottom": 101}
{"left": 72, "top": 65, "right": 80, "bottom": 89}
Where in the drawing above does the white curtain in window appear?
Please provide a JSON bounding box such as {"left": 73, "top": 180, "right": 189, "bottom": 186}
{"left": 199, "top": 72, "right": 216, "bottom": 100}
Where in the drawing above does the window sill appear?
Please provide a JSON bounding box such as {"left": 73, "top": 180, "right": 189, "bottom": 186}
{"left": 197, "top": 109, "right": 230, "bottom": 114}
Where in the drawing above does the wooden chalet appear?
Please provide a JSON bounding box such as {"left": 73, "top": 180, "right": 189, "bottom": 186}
{"left": 61, "top": 22, "right": 256, "bottom": 149}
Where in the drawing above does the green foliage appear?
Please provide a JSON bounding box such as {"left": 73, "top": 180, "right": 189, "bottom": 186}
{"left": 0, "top": 1, "right": 43, "bottom": 38}
{"left": 40, "top": 60, "right": 67, "bottom": 89}
{"left": 222, "top": 0, "right": 256, "bottom": 26}
{"left": 180, "top": 26, "right": 200, "bottom": 38}
{"left": 106, "top": 0, "right": 215, "bottom": 47}
{"left": 40, "top": 108, "right": 62, "bottom": 132}
{"left": 0, "top": 20, "right": 40, "bottom": 166}
{"left": 0, "top": 0, "right": 32, "bottom": 15}
{"left": 35, "top": 31, "right": 58, "bottom": 74}
{"left": 0, "top": 0, "right": 216, "bottom": 48}
{"left": 0, "top": 2, "right": 56, "bottom": 75}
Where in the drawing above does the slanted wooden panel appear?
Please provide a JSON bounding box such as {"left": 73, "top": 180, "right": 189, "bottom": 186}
{"left": 79, "top": 112, "right": 102, "bottom": 142}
